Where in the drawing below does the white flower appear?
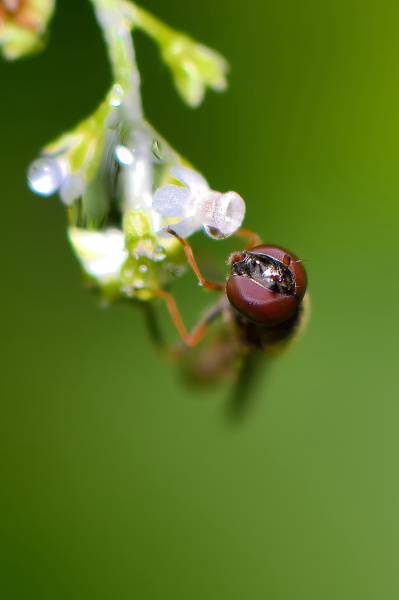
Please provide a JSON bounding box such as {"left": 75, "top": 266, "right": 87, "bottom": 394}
{"left": 152, "top": 167, "right": 245, "bottom": 240}
{"left": 68, "top": 227, "right": 128, "bottom": 283}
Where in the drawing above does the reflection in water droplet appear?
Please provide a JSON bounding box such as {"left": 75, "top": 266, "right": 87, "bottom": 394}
{"left": 27, "top": 158, "right": 64, "bottom": 196}
{"left": 151, "top": 139, "right": 163, "bottom": 161}
{"left": 110, "top": 84, "right": 124, "bottom": 107}
{"left": 153, "top": 246, "right": 166, "bottom": 262}
{"left": 139, "top": 264, "right": 148, "bottom": 273}
{"left": 115, "top": 144, "right": 134, "bottom": 166}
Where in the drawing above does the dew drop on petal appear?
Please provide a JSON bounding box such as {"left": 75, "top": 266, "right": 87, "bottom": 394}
{"left": 27, "top": 158, "right": 64, "bottom": 196}
{"left": 153, "top": 246, "right": 166, "bottom": 262}
{"left": 110, "top": 84, "right": 124, "bottom": 107}
{"left": 115, "top": 144, "right": 134, "bottom": 166}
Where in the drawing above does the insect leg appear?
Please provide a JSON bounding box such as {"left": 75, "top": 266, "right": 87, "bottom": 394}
{"left": 183, "top": 300, "right": 226, "bottom": 348}
{"left": 166, "top": 227, "right": 224, "bottom": 292}
{"left": 156, "top": 290, "right": 225, "bottom": 348}
{"left": 155, "top": 289, "right": 190, "bottom": 344}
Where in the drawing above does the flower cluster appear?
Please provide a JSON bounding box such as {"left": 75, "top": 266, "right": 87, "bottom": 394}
{"left": 17, "top": 1, "right": 246, "bottom": 298}
{"left": 27, "top": 99, "right": 246, "bottom": 290}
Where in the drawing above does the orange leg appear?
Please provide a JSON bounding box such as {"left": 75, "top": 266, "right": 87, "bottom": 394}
{"left": 156, "top": 289, "right": 188, "bottom": 342}
{"left": 235, "top": 228, "right": 262, "bottom": 249}
{"left": 167, "top": 227, "right": 224, "bottom": 292}
{"left": 185, "top": 320, "right": 211, "bottom": 348}
{"left": 155, "top": 290, "right": 225, "bottom": 348}
{"left": 155, "top": 290, "right": 212, "bottom": 348}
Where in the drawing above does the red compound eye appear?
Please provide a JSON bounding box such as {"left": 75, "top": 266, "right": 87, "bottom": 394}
{"left": 226, "top": 245, "right": 307, "bottom": 326}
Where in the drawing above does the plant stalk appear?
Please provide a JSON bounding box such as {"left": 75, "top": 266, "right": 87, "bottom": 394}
{"left": 90, "top": 0, "right": 143, "bottom": 121}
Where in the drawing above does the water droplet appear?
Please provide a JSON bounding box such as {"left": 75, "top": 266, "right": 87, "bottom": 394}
{"left": 115, "top": 144, "right": 134, "bottom": 167}
{"left": 151, "top": 139, "right": 163, "bottom": 161}
{"left": 27, "top": 158, "right": 64, "bottom": 196}
{"left": 134, "top": 279, "right": 144, "bottom": 289}
{"left": 139, "top": 264, "right": 148, "bottom": 273}
{"left": 110, "top": 84, "right": 124, "bottom": 107}
{"left": 153, "top": 246, "right": 166, "bottom": 262}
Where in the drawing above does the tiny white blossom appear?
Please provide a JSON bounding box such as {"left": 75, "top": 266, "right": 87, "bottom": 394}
{"left": 68, "top": 227, "right": 128, "bottom": 283}
{"left": 60, "top": 173, "right": 86, "bottom": 206}
{"left": 152, "top": 166, "right": 245, "bottom": 239}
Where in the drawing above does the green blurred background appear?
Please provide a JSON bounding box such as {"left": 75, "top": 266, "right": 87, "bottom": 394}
{"left": 1, "top": 0, "right": 398, "bottom": 598}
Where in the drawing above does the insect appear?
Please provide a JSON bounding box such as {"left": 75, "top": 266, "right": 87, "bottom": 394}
{"left": 27, "top": 109, "right": 308, "bottom": 398}
{"left": 147, "top": 226, "right": 309, "bottom": 408}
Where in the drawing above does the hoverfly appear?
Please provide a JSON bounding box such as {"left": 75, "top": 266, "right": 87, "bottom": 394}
{"left": 146, "top": 226, "right": 309, "bottom": 411}
{"left": 28, "top": 105, "right": 308, "bottom": 406}
{"left": 21, "top": 0, "right": 308, "bottom": 410}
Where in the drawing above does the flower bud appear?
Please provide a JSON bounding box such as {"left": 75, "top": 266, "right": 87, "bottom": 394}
{"left": 161, "top": 35, "right": 228, "bottom": 108}
{"left": 0, "top": 0, "right": 55, "bottom": 60}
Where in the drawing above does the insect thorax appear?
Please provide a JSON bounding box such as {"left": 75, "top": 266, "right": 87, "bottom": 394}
{"left": 231, "top": 251, "right": 295, "bottom": 295}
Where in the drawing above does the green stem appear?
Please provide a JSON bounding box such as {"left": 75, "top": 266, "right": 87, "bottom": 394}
{"left": 121, "top": 1, "right": 177, "bottom": 45}
{"left": 90, "top": 0, "right": 143, "bottom": 120}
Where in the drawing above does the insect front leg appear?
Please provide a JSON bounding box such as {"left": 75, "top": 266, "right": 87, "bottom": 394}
{"left": 155, "top": 291, "right": 225, "bottom": 349}
{"left": 166, "top": 227, "right": 225, "bottom": 292}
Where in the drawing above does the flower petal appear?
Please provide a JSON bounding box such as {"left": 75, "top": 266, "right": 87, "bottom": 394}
{"left": 60, "top": 174, "right": 85, "bottom": 206}
{"left": 202, "top": 191, "right": 246, "bottom": 239}
{"left": 166, "top": 216, "right": 201, "bottom": 239}
{"left": 68, "top": 227, "right": 127, "bottom": 281}
{"left": 170, "top": 166, "right": 208, "bottom": 191}
{"left": 153, "top": 185, "right": 190, "bottom": 217}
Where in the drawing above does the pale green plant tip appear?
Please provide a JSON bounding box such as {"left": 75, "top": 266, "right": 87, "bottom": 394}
{"left": 123, "top": 1, "right": 229, "bottom": 108}
{"left": 0, "top": 0, "right": 55, "bottom": 60}
{"left": 162, "top": 35, "right": 229, "bottom": 108}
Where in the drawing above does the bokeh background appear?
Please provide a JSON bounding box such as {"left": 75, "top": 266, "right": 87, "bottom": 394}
{"left": 1, "top": 0, "right": 398, "bottom": 598}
